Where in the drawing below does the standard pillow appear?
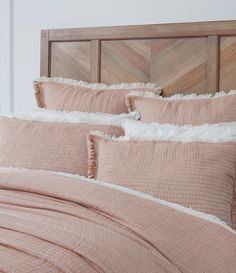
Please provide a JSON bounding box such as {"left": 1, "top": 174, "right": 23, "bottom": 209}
{"left": 126, "top": 90, "right": 236, "bottom": 125}
{"left": 34, "top": 77, "right": 162, "bottom": 114}
{"left": 87, "top": 122, "right": 236, "bottom": 227}
{"left": 0, "top": 112, "right": 124, "bottom": 176}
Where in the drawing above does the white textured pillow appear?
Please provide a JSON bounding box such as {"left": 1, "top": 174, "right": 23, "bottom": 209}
{"left": 123, "top": 120, "right": 236, "bottom": 142}
{"left": 13, "top": 108, "right": 140, "bottom": 126}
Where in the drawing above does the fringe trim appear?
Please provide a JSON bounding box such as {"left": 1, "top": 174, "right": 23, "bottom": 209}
{"left": 34, "top": 77, "right": 162, "bottom": 91}
{"left": 87, "top": 131, "right": 130, "bottom": 178}
{"left": 126, "top": 90, "right": 236, "bottom": 101}
{"left": 0, "top": 166, "right": 235, "bottom": 234}
{"left": 123, "top": 120, "right": 236, "bottom": 143}
{"left": 89, "top": 130, "right": 129, "bottom": 141}
{"left": 33, "top": 81, "right": 45, "bottom": 108}
{"left": 87, "top": 134, "right": 98, "bottom": 179}
{"left": 125, "top": 95, "right": 136, "bottom": 112}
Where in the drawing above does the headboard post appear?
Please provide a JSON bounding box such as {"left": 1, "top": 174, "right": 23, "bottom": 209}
{"left": 90, "top": 40, "right": 101, "bottom": 82}
{"left": 40, "top": 30, "right": 50, "bottom": 77}
{"left": 207, "top": 35, "right": 220, "bottom": 92}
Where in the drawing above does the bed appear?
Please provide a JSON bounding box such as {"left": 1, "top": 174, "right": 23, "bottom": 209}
{"left": 0, "top": 20, "right": 236, "bottom": 273}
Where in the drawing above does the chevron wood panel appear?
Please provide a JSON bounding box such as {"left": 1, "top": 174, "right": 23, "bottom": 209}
{"left": 100, "top": 38, "right": 208, "bottom": 96}
{"left": 50, "top": 41, "right": 91, "bottom": 81}
{"left": 101, "top": 40, "right": 151, "bottom": 83}
{"left": 151, "top": 38, "right": 208, "bottom": 96}
{"left": 220, "top": 37, "right": 236, "bottom": 90}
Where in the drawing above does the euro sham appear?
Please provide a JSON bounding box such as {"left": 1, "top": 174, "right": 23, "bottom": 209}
{"left": 0, "top": 168, "right": 235, "bottom": 273}
{"left": 34, "top": 77, "right": 162, "bottom": 114}
{"left": 0, "top": 114, "right": 123, "bottom": 175}
{"left": 126, "top": 90, "right": 236, "bottom": 124}
{"left": 88, "top": 124, "right": 236, "bottom": 227}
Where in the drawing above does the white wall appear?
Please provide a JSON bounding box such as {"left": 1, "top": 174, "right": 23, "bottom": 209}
{"left": 2, "top": 0, "right": 236, "bottom": 112}
{"left": 0, "top": 0, "right": 11, "bottom": 114}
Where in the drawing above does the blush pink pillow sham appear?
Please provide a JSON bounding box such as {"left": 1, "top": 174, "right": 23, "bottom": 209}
{"left": 0, "top": 116, "right": 123, "bottom": 176}
{"left": 87, "top": 124, "right": 236, "bottom": 227}
{"left": 126, "top": 91, "right": 236, "bottom": 124}
{"left": 34, "top": 77, "right": 162, "bottom": 114}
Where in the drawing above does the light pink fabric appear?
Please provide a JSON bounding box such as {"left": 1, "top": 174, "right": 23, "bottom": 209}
{"left": 88, "top": 135, "right": 236, "bottom": 226}
{"left": 0, "top": 117, "right": 123, "bottom": 175}
{"left": 126, "top": 93, "right": 236, "bottom": 124}
{"left": 0, "top": 168, "right": 235, "bottom": 273}
{"left": 34, "top": 80, "right": 161, "bottom": 114}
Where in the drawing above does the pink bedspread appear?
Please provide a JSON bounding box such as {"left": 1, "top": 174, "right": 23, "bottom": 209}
{"left": 0, "top": 168, "right": 235, "bottom": 273}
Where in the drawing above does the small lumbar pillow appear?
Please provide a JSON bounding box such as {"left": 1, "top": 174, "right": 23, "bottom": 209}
{"left": 34, "top": 77, "right": 162, "bottom": 114}
{"left": 87, "top": 121, "right": 236, "bottom": 227}
{"left": 126, "top": 90, "right": 236, "bottom": 125}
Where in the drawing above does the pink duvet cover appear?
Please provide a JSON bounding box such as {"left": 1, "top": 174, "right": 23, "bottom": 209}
{"left": 0, "top": 168, "right": 235, "bottom": 273}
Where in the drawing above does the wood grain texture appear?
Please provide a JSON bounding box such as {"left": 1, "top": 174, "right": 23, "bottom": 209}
{"left": 40, "top": 30, "right": 49, "bottom": 76}
{"left": 101, "top": 40, "right": 151, "bottom": 83}
{"left": 50, "top": 41, "right": 91, "bottom": 81}
{"left": 48, "top": 20, "right": 236, "bottom": 41}
{"left": 151, "top": 38, "right": 207, "bottom": 95}
{"left": 41, "top": 20, "right": 236, "bottom": 95}
{"left": 220, "top": 37, "right": 236, "bottom": 90}
{"left": 101, "top": 38, "right": 207, "bottom": 95}
{"left": 90, "top": 40, "right": 101, "bottom": 82}
{"left": 207, "top": 36, "right": 220, "bottom": 92}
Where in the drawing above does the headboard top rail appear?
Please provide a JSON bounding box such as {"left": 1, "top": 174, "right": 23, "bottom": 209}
{"left": 44, "top": 20, "right": 236, "bottom": 41}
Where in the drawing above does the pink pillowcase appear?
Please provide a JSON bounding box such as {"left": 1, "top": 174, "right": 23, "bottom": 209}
{"left": 34, "top": 78, "right": 162, "bottom": 114}
{"left": 87, "top": 131, "right": 236, "bottom": 227}
{"left": 0, "top": 117, "right": 123, "bottom": 176}
{"left": 126, "top": 91, "right": 236, "bottom": 124}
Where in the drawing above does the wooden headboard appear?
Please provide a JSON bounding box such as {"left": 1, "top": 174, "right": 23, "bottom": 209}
{"left": 40, "top": 20, "right": 236, "bottom": 96}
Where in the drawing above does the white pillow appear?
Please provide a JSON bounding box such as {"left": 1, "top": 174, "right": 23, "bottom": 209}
{"left": 123, "top": 120, "right": 236, "bottom": 143}
{"left": 12, "top": 108, "right": 140, "bottom": 126}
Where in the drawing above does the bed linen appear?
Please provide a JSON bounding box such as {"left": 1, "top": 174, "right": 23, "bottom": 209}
{"left": 0, "top": 116, "right": 123, "bottom": 176}
{"left": 0, "top": 167, "right": 235, "bottom": 273}
{"left": 34, "top": 77, "right": 162, "bottom": 114}
{"left": 87, "top": 132, "right": 236, "bottom": 226}
{"left": 126, "top": 90, "right": 236, "bottom": 124}
{"left": 123, "top": 120, "right": 236, "bottom": 228}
